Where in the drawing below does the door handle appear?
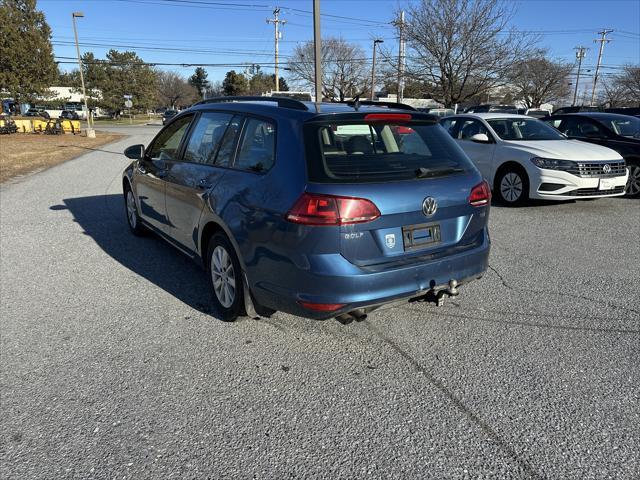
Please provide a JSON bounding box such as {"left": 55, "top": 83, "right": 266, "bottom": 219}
{"left": 196, "top": 179, "right": 212, "bottom": 190}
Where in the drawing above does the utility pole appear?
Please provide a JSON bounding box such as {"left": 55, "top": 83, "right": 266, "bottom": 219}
{"left": 395, "top": 11, "right": 406, "bottom": 103}
{"left": 572, "top": 46, "right": 588, "bottom": 106}
{"left": 370, "top": 39, "right": 384, "bottom": 100}
{"left": 267, "top": 8, "right": 286, "bottom": 92}
{"left": 72, "top": 12, "right": 94, "bottom": 138}
{"left": 590, "top": 29, "right": 613, "bottom": 106}
{"left": 313, "top": 0, "right": 322, "bottom": 106}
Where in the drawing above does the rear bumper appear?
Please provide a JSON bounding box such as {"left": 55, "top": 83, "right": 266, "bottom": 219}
{"left": 253, "top": 229, "right": 490, "bottom": 320}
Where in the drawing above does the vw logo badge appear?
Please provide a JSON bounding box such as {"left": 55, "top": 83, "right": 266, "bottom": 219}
{"left": 603, "top": 164, "right": 611, "bottom": 174}
{"left": 422, "top": 197, "right": 437, "bottom": 217}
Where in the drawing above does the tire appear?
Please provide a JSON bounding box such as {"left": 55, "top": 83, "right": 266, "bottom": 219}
{"left": 124, "top": 184, "right": 147, "bottom": 236}
{"left": 494, "top": 165, "right": 529, "bottom": 206}
{"left": 206, "top": 233, "right": 245, "bottom": 321}
{"left": 625, "top": 162, "right": 640, "bottom": 198}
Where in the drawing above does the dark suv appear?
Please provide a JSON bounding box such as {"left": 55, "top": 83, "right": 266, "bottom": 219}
{"left": 122, "top": 97, "right": 491, "bottom": 321}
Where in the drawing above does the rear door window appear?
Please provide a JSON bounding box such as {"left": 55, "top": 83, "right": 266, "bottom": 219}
{"left": 304, "top": 120, "right": 474, "bottom": 183}
{"left": 234, "top": 118, "right": 276, "bottom": 173}
{"left": 183, "top": 112, "right": 234, "bottom": 165}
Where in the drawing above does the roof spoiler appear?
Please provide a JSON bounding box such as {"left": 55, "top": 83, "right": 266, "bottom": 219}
{"left": 339, "top": 100, "right": 417, "bottom": 111}
{"left": 196, "top": 96, "right": 308, "bottom": 111}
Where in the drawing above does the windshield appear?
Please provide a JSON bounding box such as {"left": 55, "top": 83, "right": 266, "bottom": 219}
{"left": 304, "top": 121, "right": 474, "bottom": 183}
{"left": 487, "top": 118, "right": 565, "bottom": 141}
{"left": 598, "top": 115, "right": 640, "bottom": 138}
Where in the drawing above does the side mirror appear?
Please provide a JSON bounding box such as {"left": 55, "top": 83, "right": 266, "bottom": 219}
{"left": 124, "top": 144, "right": 145, "bottom": 160}
{"left": 470, "top": 133, "right": 490, "bottom": 143}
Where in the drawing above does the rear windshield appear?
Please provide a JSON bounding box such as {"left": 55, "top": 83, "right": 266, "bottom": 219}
{"left": 304, "top": 121, "right": 474, "bottom": 183}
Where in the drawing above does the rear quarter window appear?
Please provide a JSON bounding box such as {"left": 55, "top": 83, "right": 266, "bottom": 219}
{"left": 304, "top": 120, "right": 474, "bottom": 183}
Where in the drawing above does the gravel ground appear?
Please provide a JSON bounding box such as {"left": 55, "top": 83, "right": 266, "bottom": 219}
{"left": 1, "top": 125, "right": 638, "bottom": 479}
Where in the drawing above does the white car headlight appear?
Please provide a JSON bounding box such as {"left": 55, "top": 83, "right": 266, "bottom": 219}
{"left": 530, "top": 157, "right": 576, "bottom": 171}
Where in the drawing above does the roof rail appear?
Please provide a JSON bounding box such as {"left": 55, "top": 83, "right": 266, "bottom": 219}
{"left": 196, "top": 96, "right": 309, "bottom": 111}
{"left": 340, "top": 100, "right": 417, "bottom": 111}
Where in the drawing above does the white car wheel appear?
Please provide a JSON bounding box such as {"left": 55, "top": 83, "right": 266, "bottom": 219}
{"left": 500, "top": 172, "right": 523, "bottom": 203}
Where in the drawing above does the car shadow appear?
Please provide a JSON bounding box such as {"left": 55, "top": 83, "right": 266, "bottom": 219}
{"left": 51, "top": 194, "right": 220, "bottom": 318}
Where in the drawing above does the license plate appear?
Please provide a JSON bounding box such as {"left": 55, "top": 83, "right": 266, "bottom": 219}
{"left": 402, "top": 223, "right": 441, "bottom": 251}
{"left": 599, "top": 178, "right": 615, "bottom": 190}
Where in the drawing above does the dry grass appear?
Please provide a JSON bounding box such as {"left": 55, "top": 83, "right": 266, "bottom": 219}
{"left": 0, "top": 131, "right": 124, "bottom": 183}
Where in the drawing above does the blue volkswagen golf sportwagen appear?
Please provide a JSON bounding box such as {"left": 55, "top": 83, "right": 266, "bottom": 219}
{"left": 122, "top": 97, "right": 491, "bottom": 321}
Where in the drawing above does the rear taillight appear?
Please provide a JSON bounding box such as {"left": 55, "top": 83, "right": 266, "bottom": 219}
{"left": 468, "top": 180, "right": 491, "bottom": 206}
{"left": 286, "top": 193, "right": 381, "bottom": 226}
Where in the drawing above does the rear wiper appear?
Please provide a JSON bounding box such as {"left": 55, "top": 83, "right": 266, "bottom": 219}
{"left": 415, "top": 167, "right": 464, "bottom": 178}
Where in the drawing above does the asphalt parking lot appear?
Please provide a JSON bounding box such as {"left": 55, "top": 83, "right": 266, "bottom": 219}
{"left": 1, "top": 125, "right": 638, "bottom": 479}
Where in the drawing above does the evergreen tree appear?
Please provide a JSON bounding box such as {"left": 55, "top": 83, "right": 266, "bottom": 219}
{"left": 222, "top": 71, "right": 248, "bottom": 96}
{"left": 81, "top": 50, "right": 158, "bottom": 114}
{"left": 248, "top": 73, "right": 289, "bottom": 94}
{"left": 0, "top": 0, "right": 58, "bottom": 102}
{"left": 189, "top": 67, "right": 210, "bottom": 99}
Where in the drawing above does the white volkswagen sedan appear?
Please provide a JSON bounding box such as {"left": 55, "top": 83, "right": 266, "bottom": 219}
{"left": 441, "top": 113, "right": 629, "bottom": 205}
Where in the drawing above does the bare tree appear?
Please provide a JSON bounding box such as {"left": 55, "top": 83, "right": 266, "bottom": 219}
{"left": 398, "top": 0, "right": 539, "bottom": 107}
{"left": 157, "top": 71, "right": 198, "bottom": 108}
{"left": 206, "top": 80, "right": 224, "bottom": 98}
{"left": 599, "top": 79, "right": 631, "bottom": 107}
{"left": 288, "top": 38, "right": 370, "bottom": 101}
{"left": 597, "top": 65, "right": 640, "bottom": 107}
{"left": 615, "top": 65, "right": 640, "bottom": 105}
{"left": 508, "top": 57, "right": 573, "bottom": 108}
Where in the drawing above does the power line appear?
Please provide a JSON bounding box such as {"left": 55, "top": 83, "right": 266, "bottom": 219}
{"left": 51, "top": 40, "right": 293, "bottom": 58}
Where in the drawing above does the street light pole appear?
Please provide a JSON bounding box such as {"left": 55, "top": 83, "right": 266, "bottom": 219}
{"left": 72, "top": 12, "right": 94, "bottom": 137}
{"left": 370, "top": 39, "right": 383, "bottom": 101}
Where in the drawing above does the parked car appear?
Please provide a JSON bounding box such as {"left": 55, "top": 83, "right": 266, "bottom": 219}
{"left": 425, "top": 108, "right": 455, "bottom": 118}
{"left": 551, "top": 105, "right": 601, "bottom": 115}
{"left": 162, "top": 109, "right": 178, "bottom": 125}
{"left": 543, "top": 112, "right": 640, "bottom": 197}
{"left": 59, "top": 110, "right": 79, "bottom": 120}
{"left": 122, "top": 97, "right": 491, "bottom": 321}
{"left": 440, "top": 113, "right": 628, "bottom": 205}
{"left": 464, "top": 104, "right": 518, "bottom": 114}
{"left": 525, "top": 109, "right": 551, "bottom": 119}
{"left": 24, "top": 108, "right": 50, "bottom": 118}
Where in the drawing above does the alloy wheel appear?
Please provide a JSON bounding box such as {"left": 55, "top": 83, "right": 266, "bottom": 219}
{"left": 211, "top": 245, "right": 236, "bottom": 308}
{"left": 500, "top": 172, "right": 523, "bottom": 203}
{"left": 627, "top": 165, "right": 640, "bottom": 196}
{"left": 126, "top": 190, "right": 137, "bottom": 229}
